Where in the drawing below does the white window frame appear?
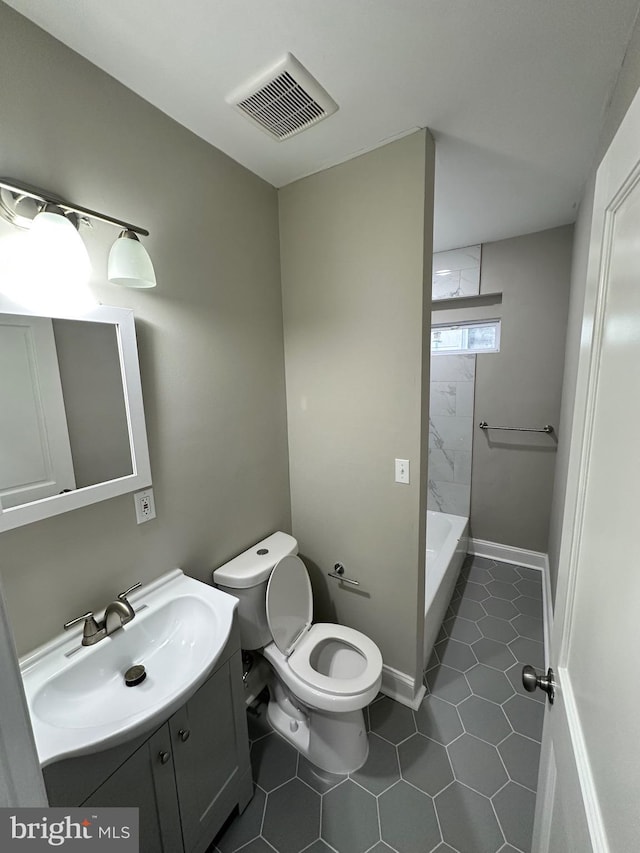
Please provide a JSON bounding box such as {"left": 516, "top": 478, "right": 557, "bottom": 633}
{"left": 431, "top": 318, "right": 501, "bottom": 355}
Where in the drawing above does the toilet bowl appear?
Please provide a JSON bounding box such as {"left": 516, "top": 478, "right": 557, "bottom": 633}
{"left": 213, "top": 533, "right": 383, "bottom": 774}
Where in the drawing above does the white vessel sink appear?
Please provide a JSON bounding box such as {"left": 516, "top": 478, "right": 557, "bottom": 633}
{"left": 20, "top": 569, "right": 237, "bottom": 767}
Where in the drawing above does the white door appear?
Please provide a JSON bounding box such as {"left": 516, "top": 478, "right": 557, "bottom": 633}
{"left": 0, "top": 314, "right": 76, "bottom": 508}
{"left": 531, "top": 85, "right": 640, "bottom": 851}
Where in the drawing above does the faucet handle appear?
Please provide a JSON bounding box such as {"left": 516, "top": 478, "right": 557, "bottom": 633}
{"left": 118, "top": 582, "right": 142, "bottom": 601}
{"left": 63, "top": 611, "right": 102, "bottom": 643}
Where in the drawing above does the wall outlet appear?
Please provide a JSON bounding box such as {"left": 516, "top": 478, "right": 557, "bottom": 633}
{"left": 134, "top": 488, "right": 156, "bottom": 524}
{"left": 395, "top": 458, "right": 410, "bottom": 484}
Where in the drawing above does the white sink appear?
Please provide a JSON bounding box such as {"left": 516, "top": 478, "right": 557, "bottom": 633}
{"left": 20, "top": 569, "right": 237, "bottom": 767}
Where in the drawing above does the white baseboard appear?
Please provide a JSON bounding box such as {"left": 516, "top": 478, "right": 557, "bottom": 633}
{"left": 380, "top": 664, "right": 426, "bottom": 711}
{"left": 468, "top": 537, "right": 547, "bottom": 571}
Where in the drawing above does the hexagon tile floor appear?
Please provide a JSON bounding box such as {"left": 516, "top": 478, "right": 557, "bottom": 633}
{"left": 211, "top": 554, "right": 545, "bottom": 853}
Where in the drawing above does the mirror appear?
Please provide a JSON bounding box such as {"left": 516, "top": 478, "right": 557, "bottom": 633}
{"left": 0, "top": 298, "right": 151, "bottom": 531}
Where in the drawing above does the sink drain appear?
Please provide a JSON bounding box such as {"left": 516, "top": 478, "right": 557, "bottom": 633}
{"left": 124, "top": 664, "right": 146, "bottom": 687}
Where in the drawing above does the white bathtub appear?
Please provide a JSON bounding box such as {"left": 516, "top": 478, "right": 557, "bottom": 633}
{"left": 424, "top": 510, "right": 469, "bottom": 667}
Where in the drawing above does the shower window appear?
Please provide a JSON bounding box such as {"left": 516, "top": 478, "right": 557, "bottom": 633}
{"left": 431, "top": 319, "right": 501, "bottom": 355}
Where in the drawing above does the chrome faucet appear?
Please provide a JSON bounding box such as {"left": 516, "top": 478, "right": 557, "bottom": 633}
{"left": 64, "top": 582, "right": 141, "bottom": 646}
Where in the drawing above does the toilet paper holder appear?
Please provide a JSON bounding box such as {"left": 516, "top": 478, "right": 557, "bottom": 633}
{"left": 327, "top": 563, "right": 360, "bottom": 586}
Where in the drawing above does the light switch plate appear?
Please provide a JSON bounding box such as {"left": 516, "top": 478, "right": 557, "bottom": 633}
{"left": 395, "top": 458, "right": 410, "bottom": 484}
{"left": 134, "top": 488, "right": 156, "bottom": 524}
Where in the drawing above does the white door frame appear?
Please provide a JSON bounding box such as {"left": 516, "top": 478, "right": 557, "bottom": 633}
{"left": 532, "top": 81, "right": 640, "bottom": 852}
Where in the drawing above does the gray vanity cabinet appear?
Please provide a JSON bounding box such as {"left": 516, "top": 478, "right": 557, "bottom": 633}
{"left": 44, "top": 622, "right": 252, "bottom": 853}
{"left": 83, "top": 725, "right": 183, "bottom": 853}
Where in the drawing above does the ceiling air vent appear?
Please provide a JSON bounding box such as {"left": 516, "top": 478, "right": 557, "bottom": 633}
{"left": 227, "top": 53, "right": 338, "bottom": 141}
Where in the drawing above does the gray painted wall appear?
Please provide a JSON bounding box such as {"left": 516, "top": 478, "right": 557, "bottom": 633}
{"left": 470, "top": 226, "right": 573, "bottom": 552}
{"left": 548, "top": 13, "right": 640, "bottom": 601}
{"left": 0, "top": 5, "right": 291, "bottom": 656}
{"left": 279, "top": 131, "right": 434, "bottom": 684}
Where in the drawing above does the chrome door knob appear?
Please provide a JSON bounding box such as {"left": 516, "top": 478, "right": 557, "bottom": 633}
{"left": 522, "top": 665, "right": 555, "bottom": 704}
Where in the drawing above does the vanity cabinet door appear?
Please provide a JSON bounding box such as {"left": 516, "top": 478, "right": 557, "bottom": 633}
{"left": 170, "top": 659, "right": 242, "bottom": 853}
{"left": 82, "top": 725, "right": 184, "bottom": 853}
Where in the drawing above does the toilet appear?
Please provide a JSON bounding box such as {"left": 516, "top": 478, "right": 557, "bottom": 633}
{"left": 213, "top": 531, "right": 383, "bottom": 774}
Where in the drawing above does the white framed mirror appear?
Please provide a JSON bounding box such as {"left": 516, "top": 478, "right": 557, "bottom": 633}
{"left": 0, "top": 297, "right": 152, "bottom": 531}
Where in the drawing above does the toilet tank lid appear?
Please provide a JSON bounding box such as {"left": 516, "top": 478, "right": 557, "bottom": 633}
{"left": 213, "top": 531, "right": 299, "bottom": 589}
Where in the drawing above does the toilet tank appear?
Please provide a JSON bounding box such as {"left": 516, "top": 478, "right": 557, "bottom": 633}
{"left": 213, "top": 531, "right": 298, "bottom": 650}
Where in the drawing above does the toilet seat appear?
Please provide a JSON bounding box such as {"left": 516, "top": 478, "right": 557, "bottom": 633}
{"left": 289, "top": 623, "right": 382, "bottom": 697}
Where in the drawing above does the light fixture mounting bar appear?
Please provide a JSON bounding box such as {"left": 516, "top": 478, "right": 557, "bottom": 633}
{"left": 0, "top": 177, "right": 149, "bottom": 236}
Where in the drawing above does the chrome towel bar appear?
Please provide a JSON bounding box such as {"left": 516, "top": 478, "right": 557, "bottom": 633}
{"left": 479, "top": 420, "right": 554, "bottom": 434}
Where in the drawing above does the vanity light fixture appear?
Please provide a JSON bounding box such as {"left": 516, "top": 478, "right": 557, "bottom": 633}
{"left": 0, "top": 177, "right": 156, "bottom": 289}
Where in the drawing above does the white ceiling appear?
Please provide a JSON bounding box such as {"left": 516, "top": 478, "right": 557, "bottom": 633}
{"left": 4, "top": 0, "right": 639, "bottom": 250}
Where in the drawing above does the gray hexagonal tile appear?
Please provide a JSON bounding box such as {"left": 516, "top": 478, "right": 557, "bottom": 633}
{"left": 478, "top": 615, "right": 518, "bottom": 643}
{"left": 322, "top": 780, "right": 379, "bottom": 853}
{"left": 364, "top": 844, "right": 396, "bottom": 853}
{"left": 486, "top": 580, "right": 520, "bottom": 601}
{"left": 443, "top": 615, "right": 482, "bottom": 644}
{"left": 425, "top": 664, "right": 471, "bottom": 704}
{"left": 472, "top": 638, "right": 517, "bottom": 671}
{"left": 398, "top": 733, "right": 454, "bottom": 795}
{"left": 503, "top": 695, "right": 545, "bottom": 741}
{"left": 512, "top": 594, "right": 543, "bottom": 618}
{"left": 448, "top": 734, "right": 508, "bottom": 795}
{"left": 251, "top": 733, "right": 297, "bottom": 791}
{"left": 512, "top": 613, "right": 544, "bottom": 642}
{"left": 431, "top": 845, "right": 458, "bottom": 852}
{"left": 232, "top": 838, "right": 277, "bottom": 853}
{"left": 466, "top": 564, "right": 494, "bottom": 584}
{"left": 435, "top": 638, "right": 477, "bottom": 672}
{"left": 369, "top": 696, "right": 416, "bottom": 744}
{"left": 482, "top": 597, "right": 519, "bottom": 620}
{"left": 302, "top": 842, "right": 335, "bottom": 853}
{"left": 468, "top": 555, "right": 497, "bottom": 570}
{"left": 493, "top": 781, "right": 536, "bottom": 851}
{"left": 297, "top": 755, "right": 344, "bottom": 793}
{"left": 466, "top": 665, "right": 515, "bottom": 704}
{"left": 436, "top": 781, "right": 504, "bottom": 853}
{"left": 350, "top": 732, "right": 400, "bottom": 795}
{"left": 450, "top": 597, "right": 487, "bottom": 621}
{"left": 262, "top": 778, "right": 320, "bottom": 853}
{"left": 457, "top": 580, "right": 490, "bottom": 601}
{"left": 515, "top": 578, "right": 542, "bottom": 599}
{"left": 498, "top": 732, "right": 541, "bottom": 791}
{"left": 458, "top": 695, "right": 511, "bottom": 745}
{"left": 379, "top": 781, "right": 441, "bottom": 853}
{"left": 508, "top": 636, "right": 544, "bottom": 668}
{"left": 216, "top": 785, "right": 265, "bottom": 853}
{"left": 489, "top": 562, "right": 521, "bottom": 583}
{"left": 415, "top": 694, "right": 463, "bottom": 745}
{"left": 516, "top": 565, "right": 542, "bottom": 582}
{"left": 426, "top": 648, "right": 440, "bottom": 671}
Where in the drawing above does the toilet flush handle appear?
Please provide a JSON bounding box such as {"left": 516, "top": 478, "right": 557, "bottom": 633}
{"left": 327, "top": 563, "right": 360, "bottom": 586}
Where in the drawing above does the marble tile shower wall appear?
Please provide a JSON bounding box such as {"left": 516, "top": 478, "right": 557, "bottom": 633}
{"left": 428, "top": 246, "right": 481, "bottom": 517}
{"left": 428, "top": 355, "right": 476, "bottom": 516}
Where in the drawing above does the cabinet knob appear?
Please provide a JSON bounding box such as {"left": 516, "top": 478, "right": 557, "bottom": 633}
{"left": 178, "top": 728, "right": 191, "bottom": 742}
{"left": 159, "top": 750, "right": 171, "bottom": 765}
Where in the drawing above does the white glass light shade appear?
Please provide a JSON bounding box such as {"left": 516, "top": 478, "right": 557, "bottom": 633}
{"left": 30, "top": 209, "right": 92, "bottom": 287}
{"left": 108, "top": 231, "right": 156, "bottom": 288}
{"left": 5, "top": 207, "right": 97, "bottom": 314}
